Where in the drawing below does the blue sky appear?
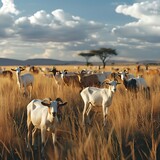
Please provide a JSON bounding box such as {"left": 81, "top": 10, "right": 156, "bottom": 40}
{"left": 0, "top": 0, "right": 160, "bottom": 62}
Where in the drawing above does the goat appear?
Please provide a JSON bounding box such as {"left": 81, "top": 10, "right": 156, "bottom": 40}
{"left": 28, "top": 66, "right": 39, "bottom": 74}
{"left": 0, "top": 70, "right": 13, "bottom": 79}
{"left": 43, "top": 73, "right": 54, "bottom": 78}
{"left": 49, "top": 68, "right": 66, "bottom": 90}
{"left": 27, "top": 97, "right": 67, "bottom": 157}
{"left": 61, "top": 70, "right": 82, "bottom": 88}
{"left": 118, "top": 71, "right": 137, "bottom": 92}
{"left": 77, "top": 70, "right": 113, "bottom": 88}
{"left": 39, "top": 67, "right": 52, "bottom": 73}
{"left": 77, "top": 70, "right": 100, "bottom": 88}
{"left": 80, "top": 79, "right": 120, "bottom": 126}
{"left": 50, "top": 68, "right": 81, "bottom": 88}
{"left": 95, "top": 72, "right": 112, "bottom": 85}
{"left": 11, "top": 67, "right": 34, "bottom": 98}
{"left": 118, "top": 71, "right": 150, "bottom": 98}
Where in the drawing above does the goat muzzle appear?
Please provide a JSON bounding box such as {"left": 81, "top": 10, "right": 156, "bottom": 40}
{"left": 52, "top": 112, "right": 57, "bottom": 117}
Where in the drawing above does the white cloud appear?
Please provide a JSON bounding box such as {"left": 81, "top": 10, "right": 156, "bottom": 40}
{"left": 113, "top": 0, "right": 160, "bottom": 44}
{"left": 14, "top": 9, "right": 105, "bottom": 43}
{"left": 0, "top": 0, "right": 19, "bottom": 15}
{"left": 116, "top": 1, "right": 160, "bottom": 25}
{"left": 30, "top": 49, "right": 52, "bottom": 59}
{"left": 29, "top": 10, "right": 52, "bottom": 26}
{"left": 0, "top": 0, "right": 160, "bottom": 61}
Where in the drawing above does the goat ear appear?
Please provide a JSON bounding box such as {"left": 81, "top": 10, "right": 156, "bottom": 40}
{"left": 64, "top": 69, "right": 68, "bottom": 72}
{"left": 56, "top": 98, "right": 63, "bottom": 103}
{"left": 117, "top": 82, "right": 121, "bottom": 85}
{"left": 59, "top": 102, "right": 67, "bottom": 108}
{"left": 124, "top": 70, "right": 128, "bottom": 74}
{"left": 41, "top": 101, "right": 50, "bottom": 107}
{"left": 20, "top": 67, "right": 25, "bottom": 71}
{"left": 11, "top": 68, "right": 16, "bottom": 71}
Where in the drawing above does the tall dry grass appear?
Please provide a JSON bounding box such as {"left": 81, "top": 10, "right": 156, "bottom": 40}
{"left": 0, "top": 65, "right": 160, "bottom": 160}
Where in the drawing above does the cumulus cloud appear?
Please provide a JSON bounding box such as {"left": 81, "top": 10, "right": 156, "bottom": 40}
{"left": 30, "top": 49, "right": 52, "bottom": 59}
{"left": 113, "top": 0, "right": 160, "bottom": 43}
{"left": 14, "top": 9, "right": 104, "bottom": 43}
{"left": 0, "top": 0, "right": 19, "bottom": 38}
{"left": 0, "top": 14, "right": 15, "bottom": 38}
{"left": 0, "top": 0, "right": 160, "bottom": 61}
{"left": 0, "top": 1, "right": 108, "bottom": 60}
{"left": 0, "top": 0, "right": 19, "bottom": 15}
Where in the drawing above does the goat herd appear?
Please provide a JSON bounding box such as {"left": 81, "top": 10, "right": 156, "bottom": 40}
{"left": 0, "top": 65, "right": 157, "bottom": 159}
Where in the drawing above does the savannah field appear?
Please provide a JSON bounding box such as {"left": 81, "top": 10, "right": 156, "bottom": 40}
{"left": 0, "top": 65, "right": 160, "bottom": 160}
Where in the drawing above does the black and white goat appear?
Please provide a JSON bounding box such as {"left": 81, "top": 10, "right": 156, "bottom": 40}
{"left": 118, "top": 71, "right": 150, "bottom": 98}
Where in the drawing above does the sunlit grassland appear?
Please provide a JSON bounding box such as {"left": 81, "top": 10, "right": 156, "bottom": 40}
{"left": 0, "top": 65, "right": 160, "bottom": 160}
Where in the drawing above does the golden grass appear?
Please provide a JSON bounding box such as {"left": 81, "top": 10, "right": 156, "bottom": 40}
{"left": 0, "top": 65, "right": 160, "bottom": 160}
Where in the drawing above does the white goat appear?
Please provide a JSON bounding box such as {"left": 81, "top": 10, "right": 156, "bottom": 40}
{"left": 11, "top": 67, "right": 34, "bottom": 98}
{"left": 27, "top": 97, "right": 67, "bottom": 157}
{"left": 80, "top": 79, "right": 120, "bottom": 126}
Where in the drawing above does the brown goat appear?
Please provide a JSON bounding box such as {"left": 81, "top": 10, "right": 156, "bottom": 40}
{"left": 77, "top": 72, "right": 100, "bottom": 88}
{"left": 0, "top": 70, "right": 13, "bottom": 79}
{"left": 62, "top": 74, "right": 82, "bottom": 88}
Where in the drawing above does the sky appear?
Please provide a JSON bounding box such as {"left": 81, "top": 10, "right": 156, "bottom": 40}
{"left": 0, "top": 0, "right": 160, "bottom": 62}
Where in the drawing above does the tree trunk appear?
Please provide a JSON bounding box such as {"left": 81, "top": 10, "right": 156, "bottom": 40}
{"left": 102, "top": 60, "right": 106, "bottom": 68}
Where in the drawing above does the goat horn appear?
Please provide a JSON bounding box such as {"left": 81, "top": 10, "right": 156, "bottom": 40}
{"left": 43, "top": 97, "right": 52, "bottom": 102}
{"left": 56, "top": 98, "right": 63, "bottom": 103}
{"left": 41, "top": 97, "right": 52, "bottom": 106}
{"left": 19, "top": 66, "right": 25, "bottom": 71}
{"left": 81, "top": 70, "right": 86, "bottom": 74}
{"left": 124, "top": 70, "right": 129, "bottom": 74}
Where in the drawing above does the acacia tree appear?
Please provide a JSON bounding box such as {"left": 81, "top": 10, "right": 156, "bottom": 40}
{"left": 78, "top": 52, "right": 95, "bottom": 66}
{"left": 91, "top": 48, "right": 118, "bottom": 68}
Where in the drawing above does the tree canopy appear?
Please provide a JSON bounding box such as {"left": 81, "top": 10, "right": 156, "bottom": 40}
{"left": 78, "top": 52, "right": 95, "bottom": 66}
{"left": 78, "top": 48, "right": 118, "bottom": 68}
{"left": 90, "top": 48, "right": 118, "bottom": 68}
